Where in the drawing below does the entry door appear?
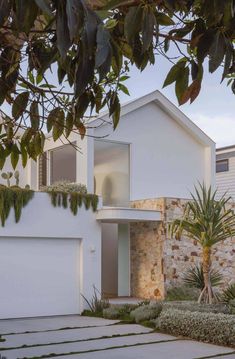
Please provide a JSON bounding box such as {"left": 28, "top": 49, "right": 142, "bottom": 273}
{"left": 0, "top": 237, "right": 80, "bottom": 319}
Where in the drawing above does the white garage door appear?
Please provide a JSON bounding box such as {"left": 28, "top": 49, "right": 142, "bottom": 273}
{"left": 0, "top": 237, "right": 80, "bottom": 319}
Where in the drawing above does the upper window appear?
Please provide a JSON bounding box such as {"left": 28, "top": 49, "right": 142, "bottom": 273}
{"left": 50, "top": 144, "right": 76, "bottom": 184}
{"left": 216, "top": 159, "right": 229, "bottom": 173}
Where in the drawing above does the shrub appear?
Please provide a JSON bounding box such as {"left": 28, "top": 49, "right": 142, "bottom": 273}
{"left": 130, "top": 302, "right": 163, "bottom": 323}
{"left": 41, "top": 180, "right": 87, "bottom": 194}
{"left": 162, "top": 301, "right": 231, "bottom": 314}
{"left": 81, "top": 286, "right": 109, "bottom": 315}
{"left": 183, "top": 264, "right": 223, "bottom": 290}
{"left": 222, "top": 283, "right": 235, "bottom": 303}
{"left": 165, "top": 285, "right": 199, "bottom": 301}
{"left": 229, "top": 299, "right": 235, "bottom": 314}
{"left": 155, "top": 308, "right": 235, "bottom": 347}
{"left": 103, "top": 304, "right": 138, "bottom": 320}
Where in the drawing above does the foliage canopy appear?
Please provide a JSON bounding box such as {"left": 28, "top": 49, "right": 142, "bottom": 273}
{"left": 0, "top": 0, "right": 235, "bottom": 167}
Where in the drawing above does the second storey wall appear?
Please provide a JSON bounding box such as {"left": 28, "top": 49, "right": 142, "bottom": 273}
{"left": 216, "top": 155, "right": 235, "bottom": 200}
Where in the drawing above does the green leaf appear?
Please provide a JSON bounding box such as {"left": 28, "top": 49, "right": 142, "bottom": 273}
{"left": 52, "top": 109, "right": 64, "bottom": 141}
{"left": 11, "top": 144, "right": 20, "bottom": 170}
{"left": 163, "top": 61, "right": 186, "bottom": 88}
{"left": 118, "top": 83, "right": 130, "bottom": 96}
{"left": 20, "top": 145, "right": 28, "bottom": 168}
{"left": 124, "top": 6, "right": 143, "bottom": 44}
{"left": 34, "top": 0, "right": 53, "bottom": 16}
{"left": 15, "top": 0, "right": 38, "bottom": 33}
{"left": 112, "top": 101, "right": 120, "bottom": 130}
{"left": 175, "top": 66, "right": 189, "bottom": 104}
{"left": 209, "top": 32, "right": 226, "bottom": 73}
{"left": 197, "top": 29, "right": 214, "bottom": 63}
{"left": 155, "top": 12, "right": 175, "bottom": 26}
{"left": 30, "top": 101, "right": 40, "bottom": 130}
{"left": 56, "top": 0, "right": 71, "bottom": 58}
{"left": 142, "top": 7, "right": 155, "bottom": 52}
{"left": 0, "top": 144, "right": 6, "bottom": 170}
{"left": 0, "top": 0, "right": 10, "bottom": 27}
{"left": 65, "top": 111, "right": 73, "bottom": 138}
{"left": 12, "top": 92, "right": 29, "bottom": 120}
{"left": 66, "top": 0, "right": 83, "bottom": 41}
{"left": 95, "top": 24, "right": 111, "bottom": 69}
{"left": 47, "top": 108, "right": 61, "bottom": 133}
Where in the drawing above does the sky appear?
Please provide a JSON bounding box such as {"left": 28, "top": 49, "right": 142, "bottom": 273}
{"left": 118, "top": 55, "right": 235, "bottom": 149}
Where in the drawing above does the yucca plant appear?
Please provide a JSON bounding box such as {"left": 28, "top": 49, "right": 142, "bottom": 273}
{"left": 170, "top": 183, "right": 235, "bottom": 304}
{"left": 221, "top": 283, "right": 235, "bottom": 303}
{"left": 183, "top": 263, "right": 223, "bottom": 290}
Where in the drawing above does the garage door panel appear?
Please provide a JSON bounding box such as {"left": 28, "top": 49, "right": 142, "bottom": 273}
{"left": 0, "top": 238, "right": 80, "bottom": 319}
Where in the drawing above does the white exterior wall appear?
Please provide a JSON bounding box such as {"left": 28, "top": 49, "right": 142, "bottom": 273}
{"left": 95, "top": 102, "right": 214, "bottom": 200}
{"left": 216, "top": 153, "right": 235, "bottom": 200}
{"left": 0, "top": 193, "right": 102, "bottom": 318}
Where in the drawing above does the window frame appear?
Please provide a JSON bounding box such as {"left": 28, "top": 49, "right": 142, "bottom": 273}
{"left": 216, "top": 159, "right": 229, "bottom": 173}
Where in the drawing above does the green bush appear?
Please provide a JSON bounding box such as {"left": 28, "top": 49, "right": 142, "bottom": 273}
{"left": 130, "top": 302, "right": 163, "bottom": 323}
{"left": 162, "top": 301, "right": 231, "bottom": 314}
{"left": 103, "top": 304, "right": 138, "bottom": 320}
{"left": 183, "top": 264, "right": 223, "bottom": 290}
{"left": 41, "top": 180, "right": 87, "bottom": 194}
{"left": 156, "top": 308, "right": 235, "bottom": 347}
{"left": 222, "top": 283, "right": 235, "bottom": 303}
{"left": 165, "top": 285, "right": 199, "bottom": 301}
{"left": 229, "top": 299, "right": 235, "bottom": 314}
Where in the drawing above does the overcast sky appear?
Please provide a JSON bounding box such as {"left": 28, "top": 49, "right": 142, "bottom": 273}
{"left": 119, "top": 55, "right": 235, "bottom": 149}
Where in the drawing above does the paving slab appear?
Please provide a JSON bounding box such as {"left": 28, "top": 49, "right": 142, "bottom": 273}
{"left": 1, "top": 324, "right": 151, "bottom": 348}
{"left": 0, "top": 333, "right": 176, "bottom": 359}
{"left": 54, "top": 341, "right": 235, "bottom": 359}
{"left": 0, "top": 315, "right": 119, "bottom": 335}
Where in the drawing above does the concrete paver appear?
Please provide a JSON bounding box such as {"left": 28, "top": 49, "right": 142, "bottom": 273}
{"left": 0, "top": 315, "right": 234, "bottom": 359}
{"left": 0, "top": 315, "right": 119, "bottom": 335}
{"left": 54, "top": 341, "right": 235, "bottom": 359}
{"left": 0, "top": 333, "right": 176, "bottom": 359}
{"left": 1, "top": 324, "right": 151, "bottom": 348}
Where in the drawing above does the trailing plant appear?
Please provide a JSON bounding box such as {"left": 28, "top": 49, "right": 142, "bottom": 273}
{"left": 81, "top": 286, "right": 110, "bottom": 314}
{"left": 183, "top": 263, "right": 223, "bottom": 290}
{"left": 0, "top": 185, "right": 34, "bottom": 226}
{"left": 222, "top": 283, "right": 235, "bottom": 303}
{"left": 48, "top": 191, "right": 99, "bottom": 213}
{"left": 170, "top": 183, "right": 235, "bottom": 304}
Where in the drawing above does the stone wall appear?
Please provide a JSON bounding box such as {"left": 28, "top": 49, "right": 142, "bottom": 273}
{"left": 130, "top": 197, "right": 235, "bottom": 299}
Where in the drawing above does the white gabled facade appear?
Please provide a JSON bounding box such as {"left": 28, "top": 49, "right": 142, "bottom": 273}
{"left": 0, "top": 90, "right": 216, "bottom": 319}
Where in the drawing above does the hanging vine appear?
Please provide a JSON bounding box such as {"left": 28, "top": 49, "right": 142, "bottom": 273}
{"left": 48, "top": 191, "right": 99, "bottom": 214}
{"left": 0, "top": 185, "right": 34, "bottom": 226}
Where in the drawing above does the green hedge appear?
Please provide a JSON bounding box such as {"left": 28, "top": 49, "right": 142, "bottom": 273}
{"left": 162, "top": 301, "right": 231, "bottom": 314}
{"left": 130, "top": 302, "right": 163, "bottom": 323}
{"left": 156, "top": 308, "right": 235, "bottom": 347}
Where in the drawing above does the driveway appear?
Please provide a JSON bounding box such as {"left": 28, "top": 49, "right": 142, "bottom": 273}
{"left": 0, "top": 315, "right": 234, "bottom": 359}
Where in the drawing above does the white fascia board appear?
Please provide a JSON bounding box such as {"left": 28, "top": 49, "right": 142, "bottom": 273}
{"left": 96, "top": 206, "right": 161, "bottom": 223}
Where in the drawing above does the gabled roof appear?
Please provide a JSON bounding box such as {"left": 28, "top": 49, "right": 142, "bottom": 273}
{"left": 96, "top": 90, "right": 214, "bottom": 147}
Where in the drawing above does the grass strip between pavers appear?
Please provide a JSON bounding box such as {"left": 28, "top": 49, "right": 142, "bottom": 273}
{"left": 18, "top": 338, "right": 181, "bottom": 359}
{"left": 0, "top": 331, "right": 155, "bottom": 351}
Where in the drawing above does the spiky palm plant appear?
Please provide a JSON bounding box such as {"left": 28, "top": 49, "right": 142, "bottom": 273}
{"left": 183, "top": 263, "right": 223, "bottom": 290}
{"left": 170, "top": 184, "right": 235, "bottom": 304}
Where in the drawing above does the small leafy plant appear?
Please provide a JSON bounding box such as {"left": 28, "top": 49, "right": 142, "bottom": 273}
{"left": 81, "top": 286, "right": 110, "bottom": 315}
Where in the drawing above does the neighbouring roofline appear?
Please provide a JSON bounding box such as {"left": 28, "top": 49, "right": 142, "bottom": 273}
{"left": 95, "top": 90, "right": 215, "bottom": 147}
{"left": 216, "top": 144, "right": 235, "bottom": 152}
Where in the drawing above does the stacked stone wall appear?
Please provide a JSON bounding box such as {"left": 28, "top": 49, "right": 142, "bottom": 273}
{"left": 130, "top": 197, "right": 235, "bottom": 299}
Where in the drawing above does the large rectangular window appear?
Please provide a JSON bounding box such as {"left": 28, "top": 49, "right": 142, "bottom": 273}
{"left": 216, "top": 159, "right": 229, "bottom": 173}
{"left": 94, "top": 140, "right": 130, "bottom": 207}
{"left": 50, "top": 144, "right": 76, "bottom": 184}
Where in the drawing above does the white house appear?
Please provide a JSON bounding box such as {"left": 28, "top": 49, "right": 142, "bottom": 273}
{"left": 216, "top": 145, "right": 235, "bottom": 199}
{"left": 0, "top": 90, "right": 215, "bottom": 319}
